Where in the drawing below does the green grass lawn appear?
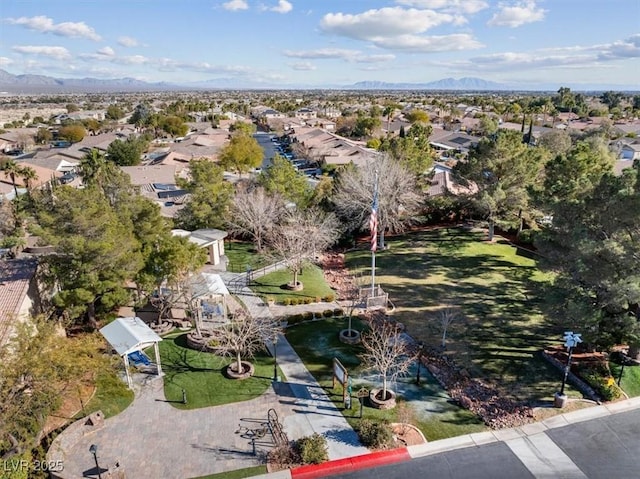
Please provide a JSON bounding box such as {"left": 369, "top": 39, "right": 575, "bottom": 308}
{"left": 81, "top": 369, "right": 134, "bottom": 419}
{"left": 285, "top": 318, "right": 487, "bottom": 441}
{"left": 225, "top": 240, "right": 270, "bottom": 273}
{"left": 346, "top": 227, "right": 578, "bottom": 403}
{"left": 250, "top": 265, "right": 336, "bottom": 303}
{"left": 610, "top": 361, "right": 640, "bottom": 397}
{"left": 189, "top": 465, "right": 267, "bottom": 479}
{"left": 158, "top": 333, "right": 277, "bottom": 409}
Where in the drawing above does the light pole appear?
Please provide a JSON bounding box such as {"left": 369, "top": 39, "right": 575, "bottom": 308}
{"left": 89, "top": 444, "right": 102, "bottom": 479}
{"left": 272, "top": 334, "right": 279, "bottom": 382}
{"left": 415, "top": 341, "right": 424, "bottom": 385}
{"left": 554, "top": 331, "right": 582, "bottom": 408}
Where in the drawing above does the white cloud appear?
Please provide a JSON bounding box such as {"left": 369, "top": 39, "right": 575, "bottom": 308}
{"left": 289, "top": 62, "right": 316, "bottom": 71}
{"left": 118, "top": 36, "right": 139, "bottom": 48}
{"left": 0, "top": 57, "right": 13, "bottom": 66}
{"left": 488, "top": 1, "right": 546, "bottom": 28}
{"left": 320, "top": 7, "right": 455, "bottom": 40}
{"left": 223, "top": 0, "right": 249, "bottom": 11}
{"left": 283, "top": 48, "right": 361, "bottom": 60}
{"left": 7, "top": 15, "right": 101, "bottom": 41}
{"left": 97, "top": 46, "right": 115, "bottom": 57}
{"left": 448, "top": 35, "right": 640, "bottom": 72}
{"left": 283, "top": 48, "right": 395, "bottom": 63}
{"left": 372, "top": 33, "right": 483, "bottom": 52}
{"left": 395, "top": 0, "right": 488, "bottom": 15}
{"left": 269, "top": 1, "right": 293, "bottom": 14}
{"left": 12, "top": 45, "right": 72, "bottom": 60}
{"left": 355, "top": 54, "right": 396, "bottom": 63}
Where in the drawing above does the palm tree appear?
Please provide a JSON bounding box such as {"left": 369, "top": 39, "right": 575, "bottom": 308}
{"left": 1, "top": 158, "right": 22, "bottom": 196}
{"left": 79, "top": 148, "right": 107, "bottom": 187}
{"left": 18, "top": 165, "right": 38, "bottom": 191}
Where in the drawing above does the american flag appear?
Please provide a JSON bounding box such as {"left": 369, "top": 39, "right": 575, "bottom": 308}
{"left": 369, "top": 194, "right": 378, "bottom": 252}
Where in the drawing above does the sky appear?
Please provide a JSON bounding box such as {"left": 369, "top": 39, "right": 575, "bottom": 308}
{"left": 0, "top": 0, "right": 639, "bottom": 89}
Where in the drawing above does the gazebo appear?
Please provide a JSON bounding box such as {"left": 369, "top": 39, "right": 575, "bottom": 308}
{"left": 191, "top": 272, "right": 230, "bottom": 330}
{"left": 100, "top": 317, "right": 163, "bottom": 389}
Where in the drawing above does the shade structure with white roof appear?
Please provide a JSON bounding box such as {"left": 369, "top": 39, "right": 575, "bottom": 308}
{"left": 99, "top": 317, "right": 163, "bottom": 389}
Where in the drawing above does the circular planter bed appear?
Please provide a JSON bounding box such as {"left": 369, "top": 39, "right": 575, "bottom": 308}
{"left": 391, "top": 423, "right": 427, "bottom": 446}
{"left": 369, "top": 388, "right": 397, "bottom": 410}
{"left": 283, "top": 281, "right": 303, "bottom": 291}
{"left": 150, "top": 319, "right": 174, "bottom": 335}
{"left": 185, "top": 331, "right": 224, "bottom": 354}
{"left": 225, "top": 361, "right": 255, "bottom": 379}
{"left": 339, "top": 329, "right": 361, "bottom": 345}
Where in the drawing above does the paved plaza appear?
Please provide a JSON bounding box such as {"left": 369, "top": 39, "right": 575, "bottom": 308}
{"left": 56, "top": 271, "right": 367, "bottom": 478}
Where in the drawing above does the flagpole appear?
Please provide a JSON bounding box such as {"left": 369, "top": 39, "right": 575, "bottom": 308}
{"left": 370, "top": 169, "right": 379, "bottom": 297}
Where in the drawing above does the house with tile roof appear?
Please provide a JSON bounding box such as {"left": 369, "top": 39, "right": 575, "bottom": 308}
{"left": 0, "top": 258, "right": 41, "bottom": 348}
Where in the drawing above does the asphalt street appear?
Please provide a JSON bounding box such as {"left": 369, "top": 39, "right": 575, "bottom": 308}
{"left": 331, "top": 409, "right": 640, "bottom": 479}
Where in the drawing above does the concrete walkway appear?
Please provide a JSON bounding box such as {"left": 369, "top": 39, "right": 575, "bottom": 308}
{"left": 220, "top": 270, "right": 369, "bottom": 460}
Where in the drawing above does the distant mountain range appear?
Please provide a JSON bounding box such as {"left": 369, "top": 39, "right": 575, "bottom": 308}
{"left": 0, "top": 69, "right": 637, "bottom": 94}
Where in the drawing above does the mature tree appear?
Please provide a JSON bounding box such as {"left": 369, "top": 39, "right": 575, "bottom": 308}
{"left": 106, "top": 104, "right": 125, "bottom": 121}
{"left": 0, "top": 317, "right": 113, "bottom": 461}
{"left": 35, "top": 127, "right": 52, "bottom": 144}
{"left": 382, "top": 102, "right": 401, "bottom": 134}
{"left": 538, "top": 129, "right": 573, "bottom": 157}
{"left": 217, "top": 309, "right": 280, "bottom": 376}
{"left": 266, "top": 208, "right": 339, "bottom": 289}
{"left": 137, "top": 233, "right": 207, "bottom": 322}
{"left": 229, "top": 121, "right": 256, "bottom": 135}
{"left": 332, "top": 154, "right": 421, "bottom": 248}
{"left": 404, "top": 109, "right": 430, "bottom": 124}
{"left": 78, "top": 148, "right": 135, "bottom": 207}
{"left": 176, "top": 159, "right": 234, "bottom": 230}
{"left": 0, "top": 159, "right": 22, "bottom": 196}
{"left": 160, "top": 115, "right": 189, "bottom": 138}
{"left": 258, "top": 154, "right": 313, "bottom": 207}
{"left": 600, "top": 91, "right": 623, "bottom": 110}
{"left": 477, "top": 116, "right": 499, "bottom": 136}
{"left": 219, "top": 132, "right": 263, "bottom": 176}
{"left": 106, "top": 135, "right": 148, "bottom": 166}
{"left": 454, "top": 129, "right": 546, "bottom": 240}
{"left": 31, "top": 186, "right": 143, "bottom": 327}
{"left": 58, "top": 124, "right": 86, "bottom": 143}
{"left": 536, "top": 161, "right": 640, "bottom": 352}
{"left": 360, "top": 321, "right": 416, "bottom": 402}
{"left": 353, "top": 116, "right": 381, "bottom": 138}
{"left": 226, "top": 187, "right": 284, "bottom": 252}
{"left": 379, "top": 123, "right": 434, "bottom": 175}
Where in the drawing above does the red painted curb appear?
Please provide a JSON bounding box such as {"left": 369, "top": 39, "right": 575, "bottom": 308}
{"left": 291, "top": 448, "right": 410, "bottom": 479}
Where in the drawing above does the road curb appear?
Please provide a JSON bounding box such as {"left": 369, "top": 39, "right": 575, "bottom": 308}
{"left": 289, "top": 447, "right": 411, "bottom": 479}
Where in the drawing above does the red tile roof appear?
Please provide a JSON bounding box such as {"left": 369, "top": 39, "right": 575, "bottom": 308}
{"left": 0, "top": 258, "right": 37, "bottom": 346}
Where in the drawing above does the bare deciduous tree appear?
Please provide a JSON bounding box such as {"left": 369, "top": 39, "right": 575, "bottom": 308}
{"left": 227, "top": 187, "right": 284, "bottom": 252}
{"left": 217, "top": 310, "right": 280, "bottom": 374}
{"left": 266, "top": 208, "right": 339, "bottom": 289}
{"left": 332, "top": 154, "right": 421, "bottom": 249}
{"left": 438, "top": 305, "right": 460, "bottom": 349}
{"left": 360, "top": 321, "right": 416, "bottom": 401}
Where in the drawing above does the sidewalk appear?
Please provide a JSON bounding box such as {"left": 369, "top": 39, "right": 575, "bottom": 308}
{"left": 221, "top": 270, "right": 369, "bottom": 460}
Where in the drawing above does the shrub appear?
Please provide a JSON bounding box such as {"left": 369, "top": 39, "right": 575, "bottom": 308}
{"left": 290, "top": 297, "right": 301, "bottom": 306}
{"left": 323, "top": 294, "right": 336, "bottom": 302}
{"left": 302, "top": 311, "right": 314, "bottom": 321}
{"left": 583, "top": 371, "right": 622, "bottom": 401}
{"left": 315, "top": 296, "right": 322, "bottom": 303}
{"left": 333, "top": 308, "right": 344, "bottom": 316}
{"left": 287, "top": 313, "right": 304, "bottom": 325}
{"left": 323, "top": 309, "right": 334, "bottom": 318}
{"left": 282, "top": 298, "right": 292, "bottom": 306}
{"left": 295, "top": 433, "right": 328, "bottom": 465}
{"left": 268, "top": 443, "right": 300, "bottom": 468}
{"left": 354, "top": 419, "right": 394, "bottom": 449}
{"left": 303, "top": 297, "right": 313, "bottom": 304}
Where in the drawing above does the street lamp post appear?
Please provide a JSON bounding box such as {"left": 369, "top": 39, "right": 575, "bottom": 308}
{"left": 415, "top": 341, "right": 424, "bottom": 385}
{"left": 272, "top": 334, "right": 279, "bottom": 382}
{"left": 554, "top": 331, "right": 582, "bottom": 408}
{"left": 89, "top": 444, "right": 102, "bottom": 479}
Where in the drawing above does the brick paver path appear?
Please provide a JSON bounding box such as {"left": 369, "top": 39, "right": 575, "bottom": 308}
{"left": 60, "top": 375, "right": 292, "bottom": 479}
